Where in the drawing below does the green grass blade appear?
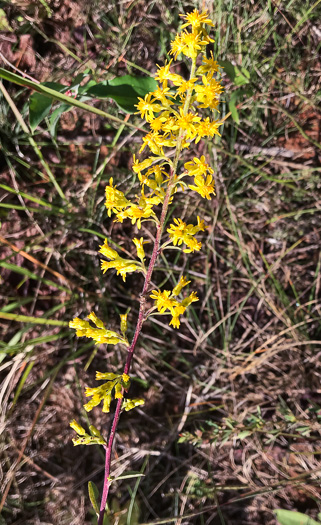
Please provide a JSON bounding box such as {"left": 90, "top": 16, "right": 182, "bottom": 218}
{"left": 0, "top": 67, "right": 145, "bottom": 132}
{"left": 0, "top": 312, "right": 69, "bottom": 326}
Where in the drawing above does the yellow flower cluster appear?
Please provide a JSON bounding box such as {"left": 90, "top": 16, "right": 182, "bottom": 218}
{"left": 69, "top": 312, "right": 129, "bottom": 346}
{"left": 70, "top": 420, "right": 106, "bottom": 446}
{"left": 150, "top": 276, "right": 199, "bottom": 328}
{"left": 84, "top": 372, "right": 131, "bottom": 413}
{"left": 167, "top": 216, "right": 206, "bottom": 253}
{"left": 132, "top": 11, "right": 221, "bottom": 229}
{"left": 121, "top": 398, "right": 145, "bottom": 412}
{"left": 95, "top": 8, "right": 222, "bottom": 292}
{"left": 99, "top": 238, "right": 144, "bottom": 282}
{"left": 70, "top": 8, "right": 222, "bottom": 340}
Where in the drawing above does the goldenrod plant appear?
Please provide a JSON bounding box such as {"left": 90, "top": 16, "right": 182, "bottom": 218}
{"left": 69, "top": 9, "right": 223, "bottom": 523}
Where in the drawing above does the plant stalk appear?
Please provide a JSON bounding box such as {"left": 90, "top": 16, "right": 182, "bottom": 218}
{"left": 97, "top": 57, "right": 197, "bottom": 525}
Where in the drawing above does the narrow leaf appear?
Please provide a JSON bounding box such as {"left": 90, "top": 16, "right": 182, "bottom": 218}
{"left": 88, "top": 481, "right": 100, "bottom": 514}
{"left": 228, "top": 92, "right": 240, "bottom": 124}
{"left": 49, "top": 102, "right": 72, "bottom": 137}
{"left": 113, "top": 471, "right": 145, "bottom": 482}
{"left": 10, "top": 362, "right": 35, "bottom": 411}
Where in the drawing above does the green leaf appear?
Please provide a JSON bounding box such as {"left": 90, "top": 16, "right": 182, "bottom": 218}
{"left": 218, "top": 60, "right": 237, "bottom": 81}
{"left": 29, "top": 72, "right": 94, "bottom": 134}
{"left": 49, "top": 102, "right": 72, "bottom": 137}
{"left": 86, "top": 75, "right": 157, "bottom": 113}
{"left": 228, "top": 91, "right": 240, "bottom": 124}
{"left": 29, "top": 82, "right": 66, "bottom": 132}
{"left": 240, "top": 66, "right": 250, "bottom": 79}
{"left": 113, "top": 471, "right": 145, "bottom": 482}
{"left": 228, "top": 87, "right": 253, "bottom": 124}
{"left": 234, "top": 66, "right": 250, "bottom": 86}
{"left": 88, "top": 481, "right": 100, "bottom": 515}
{"left": 218, "top": 60, "right": 250, "bottom": 86}
{"left": 275, "top": 509, "right": 321, "bottom": 525}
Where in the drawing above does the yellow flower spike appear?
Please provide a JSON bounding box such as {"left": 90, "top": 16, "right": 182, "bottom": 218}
{"left": 172, "top": 276, "right": 191, "bottom": 297}
{"left": 70, "top": 419, "right": 86, "bottom": 436}
{"left": 120, "top": 313, "right": 128, "bottom": 335}
{"left": 133, "top": 237, "right": 146, "bottom": 263}
{"left": 69, "top": 4, "right": 222, "bottom": 473}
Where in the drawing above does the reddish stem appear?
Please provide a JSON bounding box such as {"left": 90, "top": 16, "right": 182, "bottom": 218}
{"left": 97, "top": 172, "right": 174, "bottom": 525}
{"left": 97, "top": 57, "right": 197, "bottom": 524}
